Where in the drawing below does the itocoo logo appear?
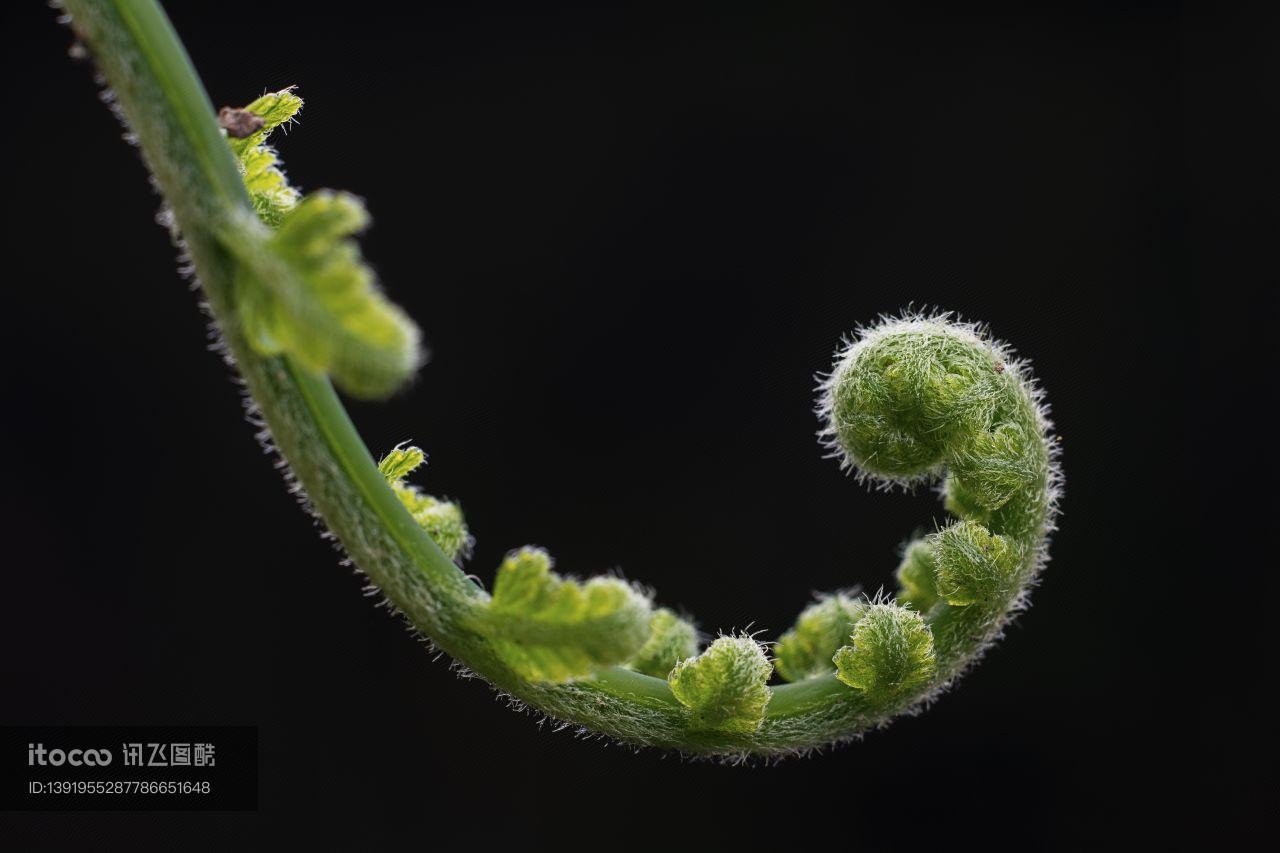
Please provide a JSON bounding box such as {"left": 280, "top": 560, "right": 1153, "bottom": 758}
{"left": 28, "top": 743, "right": 113, "bottom": 766}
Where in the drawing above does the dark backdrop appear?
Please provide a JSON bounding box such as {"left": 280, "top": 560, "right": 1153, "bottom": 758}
{"left": 3, "top": 1, "right": 1269, "bottom": 849}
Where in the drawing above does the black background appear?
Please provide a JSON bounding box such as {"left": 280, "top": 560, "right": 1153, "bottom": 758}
{"left": 3, "top": 1, "right": 1270, "bottom": 849}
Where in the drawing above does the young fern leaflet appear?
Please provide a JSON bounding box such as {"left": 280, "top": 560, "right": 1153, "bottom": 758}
{"left": 60, "top": 0, "right": 1061, "bottom": 758}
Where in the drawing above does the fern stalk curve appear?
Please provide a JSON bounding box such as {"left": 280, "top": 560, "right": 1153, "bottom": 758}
{"left": 61, "top": 0, "right": 1061, "bottom": 758}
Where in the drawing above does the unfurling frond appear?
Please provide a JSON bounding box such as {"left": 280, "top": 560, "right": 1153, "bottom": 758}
{"left": 59, "top": 0, "right": 1060, "bottom": 755}
{"left": 819, "top": 316, "right": 1007, "bottom": 484}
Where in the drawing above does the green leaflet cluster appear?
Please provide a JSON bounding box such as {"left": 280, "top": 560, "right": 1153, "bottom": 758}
{"left": 222, "top": 90, "right": 421, "bottom": 400}
{"left": 895, "top": 540, "right": 940, "bottom": 613}
{"left": 377, "top": 446, "right": 470, "bottom": 560}
{"left": 833, "top": 604, "right": 935, "bottom": 699}
{"left": 377, "top": 447, "right": 678, "bottom": 684}
{"left": 774, "top": 594, "right": 867, "bottom": 682}
{"left": 464, "top": 547, "right": 653, "bottom": 683}
{"left": 772, "top": 593, "right": 936, "bottom": 696}
{"left": 224, "top": 89, "right": 302, "bottom": 226}
{"left": 625, "top": 608, "right": 700, "bottom": 678}
{"left": 669, "top": 636, "right": 773, "bottom": 734}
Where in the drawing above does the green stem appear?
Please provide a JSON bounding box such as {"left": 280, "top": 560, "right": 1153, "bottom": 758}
{"left": 64, "top": 0, "right": 1052, "bottom": 756}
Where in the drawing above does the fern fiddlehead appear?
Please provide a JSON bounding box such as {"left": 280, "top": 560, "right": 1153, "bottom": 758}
{"left": 61, "top": 0, "right": 1061, "bottom": 758}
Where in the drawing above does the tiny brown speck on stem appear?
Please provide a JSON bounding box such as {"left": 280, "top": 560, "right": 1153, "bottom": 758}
{"left": 218, "top": 106, "right": 264, "bottom": 139}
{"left": 994, "top": 361, "right": 1006, "bottom": 373}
